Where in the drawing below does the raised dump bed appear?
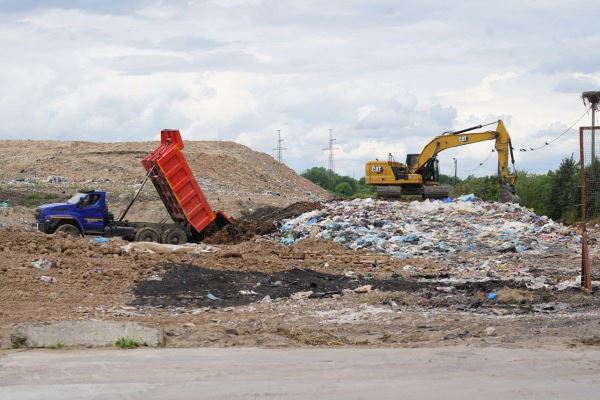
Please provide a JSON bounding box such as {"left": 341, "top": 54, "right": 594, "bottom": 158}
{"left": 142, "top": 129, "right": 233, "bottom": 235}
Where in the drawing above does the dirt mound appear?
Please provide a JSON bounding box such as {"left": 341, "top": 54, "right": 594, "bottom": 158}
{"left": 0, "top": 139, "right": 331, "bottom": 221}
{"left": 205, "top": 201, "right": 322, "bottom": 244}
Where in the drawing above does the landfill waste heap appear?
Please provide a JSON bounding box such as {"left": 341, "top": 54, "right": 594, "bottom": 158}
{"left": 276, "top": 197, "right": 581, "bottom": 289}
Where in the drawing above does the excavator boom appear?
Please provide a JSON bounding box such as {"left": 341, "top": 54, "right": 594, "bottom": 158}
{"left": 365, "top": 120, "right": 519, "bottom": 202}
{"left": 414, "top": 120, "right": 517, "bottom": 186}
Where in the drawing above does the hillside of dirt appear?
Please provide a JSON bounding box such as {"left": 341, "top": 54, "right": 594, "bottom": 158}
{"left": 0, "top": 139, "right": 330, "bottom": 223}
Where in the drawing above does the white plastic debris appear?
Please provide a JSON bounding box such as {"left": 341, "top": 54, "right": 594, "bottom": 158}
{"left": 121, "top": 242, "right": 217, "bottom": 255}
{"left": 206, "top": 293, "right": 221, "bottom": 301}
{"left": 39, "top": 275, "right": 57, "bottom": 283}
{"left": 239, "top": 290, "right": 259, "bottom": 295}
{"left": 31, "top": 259, "right": 52, "bottom": 270}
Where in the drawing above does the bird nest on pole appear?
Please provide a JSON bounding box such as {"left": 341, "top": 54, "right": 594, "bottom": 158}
{"left": 582, "top": 91, "right": 600, "bottom": 109}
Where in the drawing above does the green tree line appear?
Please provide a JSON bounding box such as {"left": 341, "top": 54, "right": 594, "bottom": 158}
{"left": 301, "top": 167, "right": 375, "bottom": 198}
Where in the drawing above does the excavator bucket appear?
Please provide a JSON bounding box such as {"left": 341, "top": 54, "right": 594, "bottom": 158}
{"left": 498, "top": 183, "right": 521, "bottom": 204}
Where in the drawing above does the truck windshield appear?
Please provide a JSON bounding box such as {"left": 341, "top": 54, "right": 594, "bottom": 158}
{"left": 66, "top": 193, "right": 88, "bottom": 204}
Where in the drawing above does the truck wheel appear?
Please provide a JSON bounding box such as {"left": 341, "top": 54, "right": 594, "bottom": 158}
{"left": 162, "top": 228, "right": 187, "bottom": 245}
{"left": 55, "top": 223, "right": 81, "bottom": 237}
{"left": 135, "top": 227, "right": 160, "bottom": 242}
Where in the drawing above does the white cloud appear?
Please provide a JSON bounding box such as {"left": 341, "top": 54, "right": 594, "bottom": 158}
{"left": 1, "top": 1, "right": 599, "bottom": 178}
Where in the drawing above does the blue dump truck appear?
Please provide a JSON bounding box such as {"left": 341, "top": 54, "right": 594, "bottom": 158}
{"left": 34, "top": 130, "right": 232, "bottom": 244}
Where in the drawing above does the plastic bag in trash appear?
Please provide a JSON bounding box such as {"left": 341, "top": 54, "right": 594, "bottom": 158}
{"left": 457, "top": 193, "right": 480, "bottom": 202}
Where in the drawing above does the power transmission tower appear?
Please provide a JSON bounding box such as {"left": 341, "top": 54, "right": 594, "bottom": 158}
{"left": 273, "top": 129, "right": 286, "bottom": 163}
{"left": 323, "top": 128, "right": 336, "bottom": 172}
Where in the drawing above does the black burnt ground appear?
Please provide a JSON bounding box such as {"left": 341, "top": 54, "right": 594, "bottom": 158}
{"left": 132, "top": 265, "right": 427, "bottom": 308}
{"left": 131, "top": 264, "right": 529, "bottom": 308}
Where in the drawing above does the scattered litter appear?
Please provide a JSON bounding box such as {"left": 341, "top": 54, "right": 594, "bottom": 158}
{"left": 121, "top": 242, "right": 217, "bottom": 255}
{"left": 533, "top": 302, "right": 571, "bottom": 312}
{"left": 260, "top": 295, "right": 272, "bottom": 303}
{"left": 309, "top": 290, "right": 342, "bottom": 298}
{"left": 239, "top": 290, "right": 259, "bottom": 295}
{"left": 207, "top": 293, "right": 221, "bottom": 301}
{"left": 484, "top": 327, "right": 497, "bottom": 336}
{"left": 487, "top": 292, "right": 497, "bottom": 300}
{"left": 39, "top": 275, "right": 57, "bottom": 283}
{"left": 0, "top": 200, "right": 9, "bottom": 208}
{"left": 277, "top": 199, "right": 578, "bottom": 260}
{"left": 291, "top": 291, "right": 313, "bottom": 300}
{"left": 556, "top": 277, "right": 580, "bottom": 291}
{"left": 457, "top": 193, "right": 480, "bottom": 202}
{"left": 94, "top": 237, "right": 110, "bottom": 243}
{"left": 274, "top": 198, "right": 580, "bottom": 289}
{"left": 32, "top": 259, "right": 52, "bottom": 270}
{"left": 353, "top": 285, "right": 373, "bottom": 293}
{"left": 47, "top": 175, "right": 68, "bottom": 184}
{"left": 436, "top": 286, "right": 454, "bottom": 293}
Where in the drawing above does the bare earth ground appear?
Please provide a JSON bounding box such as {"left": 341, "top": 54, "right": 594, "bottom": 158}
{"left": 1, "top": 227, "right": 599, "bottom": 349}
{"left": 0, "top": 140, "right": 599, "bottom": 351}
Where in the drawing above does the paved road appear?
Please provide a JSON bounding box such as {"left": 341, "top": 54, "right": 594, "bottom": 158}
{"left": 1, "top": 346, "right": 599, "bottom": 399}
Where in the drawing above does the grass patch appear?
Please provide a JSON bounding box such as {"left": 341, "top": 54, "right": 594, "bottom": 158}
{"left": 115, "top": 337, "right": 146, "bottom": 349}
{"left": 359, "top": 291, "right": 419, "bottom": 306}
{"left": 24, "top": 192, "right": 60, "bottom": 208}
{"left": 495, "top": 288, "right": 536, "bottom": 304}
{"left": 47, "top": 341, "right": 65, "bottom": 349}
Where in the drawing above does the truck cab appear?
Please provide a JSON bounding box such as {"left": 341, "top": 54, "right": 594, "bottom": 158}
{"left": 35, "top": 190, "right": 109, "bottom": 236}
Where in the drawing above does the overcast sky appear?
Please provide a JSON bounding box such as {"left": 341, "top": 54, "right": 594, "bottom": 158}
{"left": 1, "top": 0, "right": 599, "bottom": 178}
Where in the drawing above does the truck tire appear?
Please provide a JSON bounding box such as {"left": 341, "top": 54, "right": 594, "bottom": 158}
{"left": 54, "top": 223, "right": 81, "bottom": 237}
{"left": 161, "top": 228, "right": 187, "bottom": 245}
{"left": 135, "top": 227, "right": 160, "bottom": 242}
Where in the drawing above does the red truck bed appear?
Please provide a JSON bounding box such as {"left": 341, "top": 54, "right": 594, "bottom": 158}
{"left": 142, "top": 129, "right": 232, "bottom": 234}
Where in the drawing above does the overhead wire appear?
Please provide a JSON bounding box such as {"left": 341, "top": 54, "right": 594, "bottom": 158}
{"left": 460, "top": 107, "right": 591, "bottom": 173}
{"left": 516, "top": 106, "right": 591, "bottom": 152}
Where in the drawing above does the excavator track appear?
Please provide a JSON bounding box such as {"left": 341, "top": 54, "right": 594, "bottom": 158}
{"left": 423, "top": 186, "right": 450, "bottom": 200}
{"left": 376, "top": 186, "right": 403, "bottom": 199}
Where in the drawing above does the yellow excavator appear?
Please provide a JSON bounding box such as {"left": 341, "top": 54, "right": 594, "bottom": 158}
{"left": 364, "top": 120, "right": 520, "bottom": 203}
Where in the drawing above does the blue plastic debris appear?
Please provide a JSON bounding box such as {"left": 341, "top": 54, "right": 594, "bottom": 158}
{"left": 307, "top": 218, "right": 318, "bottom": 225}
{"left": 487, "top": 293, "right": 497, "bottom": 300}
{"left": 0, "top": 200, "right": 9, "bottom": 208}
{"left": 457, "top": 193, "right": 480, "bottom": 202}
{"left": 94, "top": 237, "right": 110, "bottom": 243}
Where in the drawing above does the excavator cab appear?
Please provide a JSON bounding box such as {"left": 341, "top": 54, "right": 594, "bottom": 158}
{"left": 405, "top": 154, "right": 420, "bottom": 169}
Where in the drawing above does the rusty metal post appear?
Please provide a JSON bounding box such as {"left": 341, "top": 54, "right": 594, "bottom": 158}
{"left": 579, "top": 127, "right": 592, "bottom": 293}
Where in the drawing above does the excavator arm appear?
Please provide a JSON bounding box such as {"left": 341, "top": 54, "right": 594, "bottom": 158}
{"left": 414, "top": 120, "right": 517, "bottom": 186}
{"left": 364, "top": 120, "right": 520, "bottom": 202}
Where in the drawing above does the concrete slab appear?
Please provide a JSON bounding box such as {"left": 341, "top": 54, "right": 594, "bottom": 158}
{"left": 1, "top": 346, "right": 599, "bottom": 400}
{"left": 3, "top": 321, "right": 164, "bottom": 348}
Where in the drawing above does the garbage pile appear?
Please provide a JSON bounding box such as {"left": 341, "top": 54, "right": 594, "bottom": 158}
{"left": 277, "top": 198, "right": 579, "bottom": 260}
